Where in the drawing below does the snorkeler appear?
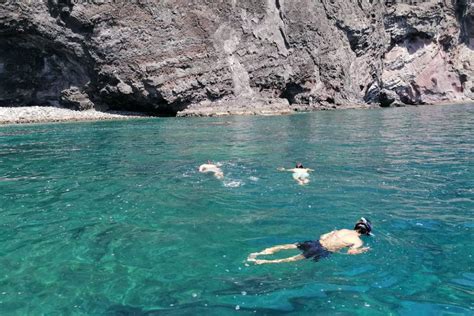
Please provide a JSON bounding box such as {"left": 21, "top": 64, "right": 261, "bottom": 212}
{"left": 247, "top": 218, "right": 373, "bottom": 264}
{"left": 278, "top": 163, "right": 314, "bottom": 185}
{"left": 199, "top": 161, "right": 224, "bottom": 179}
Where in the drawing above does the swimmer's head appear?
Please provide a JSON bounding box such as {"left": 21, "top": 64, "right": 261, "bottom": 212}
{"left": 296, "top": 163, "right": 304, "bottom": 168}
{"left": 354, "top": 217, "right": 373, "bottom": 236}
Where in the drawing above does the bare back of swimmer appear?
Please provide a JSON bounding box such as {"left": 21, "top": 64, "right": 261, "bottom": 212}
{"left": 199, "top": 161, "right": 224, "bottom": 179}
{"left": 278, "top": 163, "right": 313, "bottom": 185}
{"left": 247, "top": 218, "right": 373, "bottom": 264}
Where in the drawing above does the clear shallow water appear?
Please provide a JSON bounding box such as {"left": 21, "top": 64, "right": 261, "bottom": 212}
{"left": 0, "top": 104, "right": 473, "bottom": 315}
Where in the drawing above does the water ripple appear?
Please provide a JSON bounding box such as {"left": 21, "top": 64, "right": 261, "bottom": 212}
{"left": 0, "top": 104, "right": 473, "bottom": 314}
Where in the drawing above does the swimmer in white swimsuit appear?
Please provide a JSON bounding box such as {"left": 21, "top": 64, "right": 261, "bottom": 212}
{"left": 199, "top": 161, "right": 224, "bottom": 179}
{"left": 278, "top": 163, "right": 313, "bottom": 185}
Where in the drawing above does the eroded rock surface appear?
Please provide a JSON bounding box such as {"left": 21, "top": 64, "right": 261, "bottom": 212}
{"left": 0, "top": 0, "right": 472, "bottom": 116}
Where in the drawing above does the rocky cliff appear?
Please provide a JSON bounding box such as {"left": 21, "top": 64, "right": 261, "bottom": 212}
{"left": 0, "top": 0, "right": 472, "bottom": 116}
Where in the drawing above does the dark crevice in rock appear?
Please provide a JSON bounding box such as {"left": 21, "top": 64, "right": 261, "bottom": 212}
{"left": 387, "top": 31, "right": 433, "bottom": 54}
{"left": 98, "top": 77, "right": 194, "bottom": 117}
{"left": 326, "top": 97, "right": 335, "bottom": 104}
{"left": 379, "top": 91, "right": 395, "bottom": 107}
{"left": 279, "top": 28, "right": 291, "bottom": 49}
{"left": 274, "top": 0, "right": 291, "bottom": 49}
{"left": 383, "top": 8, "right": 438, "bottom": 52}
{"left": 275, "top": 0, "right": 282, "bottom": 10}
{"left": 280, "top": 82, "right": 310, "bottom": 105}
{"left": 103, "top": 98, "right": 185, "bottom": 117}
{"left": 439, "top": 34, "right": 455, "bottom": 51}
{"left": 459, "top": 73, "right": 468, "bottom": 85}
{"left": 152, "top": 106, "right": 183, "bottom": 117}
{"left": 333, "top": 21, "right": 370, "bottom": 56}
{"left": 454, "top": 0, "right": 473, "bottom": 45}
{"left": 356, "top": 0, "right": 364, "bottom": 13}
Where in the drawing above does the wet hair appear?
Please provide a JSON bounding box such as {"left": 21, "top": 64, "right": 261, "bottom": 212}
{"left": 354, "top": 217, "right": 373, "bottom": 235}
{"left": 296, "top": 163, "right": 304, "bottom": 168}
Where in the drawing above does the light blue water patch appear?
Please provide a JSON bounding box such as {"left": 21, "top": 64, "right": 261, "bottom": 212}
{"left": 451, "top": 272, "right": 474, "bottom": 288}
{"left": 399, "top": 301, "right": 473, "bottom": 316}
{"left": 0, "top": 104, "right": 473, "bottom": 314}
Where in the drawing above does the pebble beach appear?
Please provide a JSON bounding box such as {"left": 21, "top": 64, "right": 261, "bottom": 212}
{"left": 0, "top": 106, "right": 150, "bottom": 125}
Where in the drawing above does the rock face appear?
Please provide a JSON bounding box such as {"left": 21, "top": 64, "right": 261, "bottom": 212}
{"left": 0, "top": 0, "right": 472, "bottom": 116}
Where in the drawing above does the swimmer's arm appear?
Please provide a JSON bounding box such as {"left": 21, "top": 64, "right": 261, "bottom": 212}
{"left": 277, "top": 168, "right": 298, "bottom": 172}
{"left": 254, "top": 254, "right": 305, "bottom": 265}
{"left": 347, "top": 239, "right": 370, "bottom": 255}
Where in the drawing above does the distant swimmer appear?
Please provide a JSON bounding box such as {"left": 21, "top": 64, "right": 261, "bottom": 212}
{"left": 278, "top": 163, "right": 313, "bottom": 185}
{"left": 247, "top": 218, "right": 373, "bottom": 265}
{"left": 199, "top": 161, "right": 224, "bottom": 179}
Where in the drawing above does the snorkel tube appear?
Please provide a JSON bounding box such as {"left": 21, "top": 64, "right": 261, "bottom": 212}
{"left": 354, "top": 217, "right": 374, "bottom": 236}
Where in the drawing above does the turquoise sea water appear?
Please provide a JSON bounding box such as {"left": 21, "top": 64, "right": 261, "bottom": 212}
{"left": 0, "top": 104, "right": 473, "bottom": 315}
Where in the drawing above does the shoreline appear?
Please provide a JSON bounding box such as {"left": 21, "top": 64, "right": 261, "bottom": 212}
{"left": 0, "top": 106, "right": 151, "bottom": 126}
{"left": 176, "top": 103, "right": 374, "bottom": 117}
{"left": 0, "top": 101, "right": 472, "bottom": 126}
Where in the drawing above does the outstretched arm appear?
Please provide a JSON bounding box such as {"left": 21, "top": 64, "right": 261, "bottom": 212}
{"left": 277, "top": 168, "right": 297, "bottom": 172}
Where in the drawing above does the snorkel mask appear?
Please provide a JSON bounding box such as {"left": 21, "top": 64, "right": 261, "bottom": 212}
{"left": 354, "top": 217, "right": 374, "bottom": 236}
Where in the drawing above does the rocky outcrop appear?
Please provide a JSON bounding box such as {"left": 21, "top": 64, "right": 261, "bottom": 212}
{"left": 60, "top": 86, "right": 94, "bottom": 110}
{"left": 373, "top": 1, "right": 473, "bottom": 106}
{"left": 0, "top": 0, "right": 472, "bottom": 116}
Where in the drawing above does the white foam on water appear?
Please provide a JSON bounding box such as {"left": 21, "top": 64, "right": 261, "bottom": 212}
{"left": 223, "top": 180, "right": 244, "bottom": 188}
{"left": 249, "top": 176, "right": 259, "bottom": 182}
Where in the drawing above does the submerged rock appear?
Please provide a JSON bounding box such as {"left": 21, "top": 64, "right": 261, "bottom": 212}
{"left": 0, "top": 0, "right": 472, "bottom": 116}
